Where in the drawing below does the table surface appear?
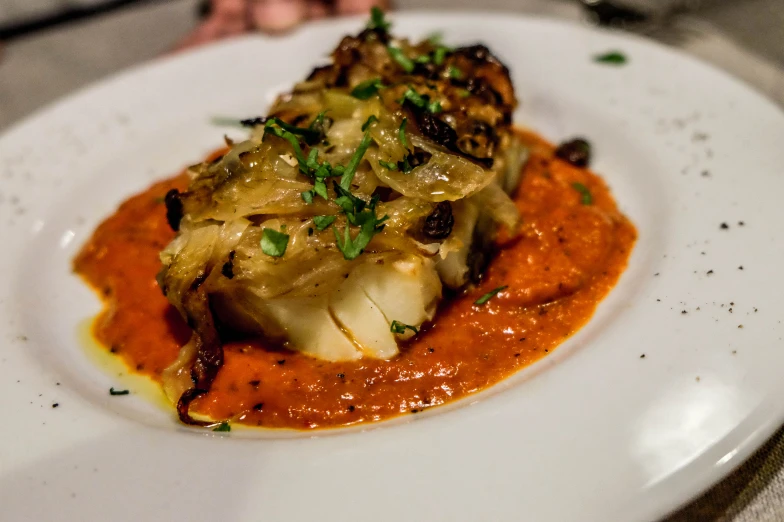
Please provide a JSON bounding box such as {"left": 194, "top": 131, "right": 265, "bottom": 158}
{"left": 2, "top": 1, "right": 784, "bottom": 520}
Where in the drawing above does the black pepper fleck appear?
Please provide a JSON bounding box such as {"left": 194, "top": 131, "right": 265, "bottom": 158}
{"left": 276, "top": 360, "right": 286, "bottom": 365}
{"left": 52, "top": 403, "right": 59, "bottom": 408}
{"left": 348, "top": 405, "right": 355, "bottom": 412}
{"left": 253, "top": 403, "right": 264, "bottom": 411}
{"left": 640, "top": 354, "right": 646, "bottom": 359}
{"left": 720, "top": 223, "right": 729, "bottom": 230}
{"left": 707, "top": 270, "right": 713, "bottom": 275}
{"left": 681, "top": 310, "right": 688, "bottom": 314}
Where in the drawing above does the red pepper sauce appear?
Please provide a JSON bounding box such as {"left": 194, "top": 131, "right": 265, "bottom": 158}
{"left": 74, "top": 131, "right": 636, "bottom": 429}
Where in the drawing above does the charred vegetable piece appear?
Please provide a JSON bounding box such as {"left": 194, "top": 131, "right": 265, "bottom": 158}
{"left": 555, "top": 138, "right": 591, "bottom": 167}
{"left": 423, "top": 202, "right": 455, "bottom": 239}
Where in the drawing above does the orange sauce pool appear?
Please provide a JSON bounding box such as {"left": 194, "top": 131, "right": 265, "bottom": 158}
{"left": 74, "top": 131, "right": 636, "bottom": 429}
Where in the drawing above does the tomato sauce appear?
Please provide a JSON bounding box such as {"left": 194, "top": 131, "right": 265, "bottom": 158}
{"left": 74, "top": 131, "right": 636, "bottom": 429}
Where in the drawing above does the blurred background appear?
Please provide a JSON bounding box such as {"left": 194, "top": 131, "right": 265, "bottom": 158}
{"left": 2, "top": 1, "right": 784, "bottom": 521}
{"left": 0, "top": 0, "right": 783, "bottom": 131}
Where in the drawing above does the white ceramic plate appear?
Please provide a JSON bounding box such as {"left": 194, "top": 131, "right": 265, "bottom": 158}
{"left": 2, "top": 11, "right": 783, "bottom": 522}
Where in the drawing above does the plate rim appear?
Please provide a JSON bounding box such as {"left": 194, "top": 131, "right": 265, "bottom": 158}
{"left": 1, "top": 11, "right": 784, "bottom": 522}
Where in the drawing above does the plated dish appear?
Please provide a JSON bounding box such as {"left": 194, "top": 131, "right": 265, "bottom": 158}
{"left": 3, "top": 11, "right": 784, "bottom": 522}
{"left": 74, "top": 10, "right": 634, "bottom": 429}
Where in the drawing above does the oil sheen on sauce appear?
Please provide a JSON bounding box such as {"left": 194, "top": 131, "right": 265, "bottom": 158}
{"left": 74, "top": 131, "right": 636, "bottom": 429}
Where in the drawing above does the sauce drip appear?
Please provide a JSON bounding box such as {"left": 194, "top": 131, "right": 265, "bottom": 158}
{"left": 74, "top": 131, "right": 636, "bottom": 429}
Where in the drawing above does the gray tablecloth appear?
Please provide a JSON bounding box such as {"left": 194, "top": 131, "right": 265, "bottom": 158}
{"left": 2, "top": 1, "right": 784, "bottom": 519}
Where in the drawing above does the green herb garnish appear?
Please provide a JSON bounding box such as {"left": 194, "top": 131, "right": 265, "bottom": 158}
{"left": 474, "top": 286, "right": 508, "bottom": 306}
{"left": 458, "top": 89, "right": 471, "bottom": 98}
{"left": 264, "top": 121, "right": 309, "bottom": 174}
{"left": 260, "top": 228, "right": 290, "bottom": 257}
{"left": 339, "top": 118, "right": 374, "bottom": 189}
{"left": 367, "top": 6, "right": 391, "bottom": 33}
{"left": 265, "top": 116, "right": 321, "bottom": 145}
{"left": 390, "top": 320, "right": 419, "bottom": 335}
{"left": 333, "top": 182, "right": 367, "bottom": 221}
{"left": 398, "top": 118, "right": 409, "bottom": 149}
{"left": 399, "top": 87, "right": 442, "bottom": 113}
{"left": 313, "top": 215, "right": 336, "bottom": 231}
{"left": 433, "top": 46, "right": 448, "bottom": 65}
{"left": 387, "top": 46, "right": 415, "bottom": 73}
{"left": 361, "top": 115, "right": 379, "bottom": 131}
{"left": 313, "top": 179, "right": 329, "bottom": 200}
{"left": 109, "top": 387, "right": 129, "bottom": 396}
{"left": 572, "top": 182, "right": 593, "bottom": 205}
{"left": 594, "top": 51, "right": 627, "bottom": 65}
{"left": 212, "top": 421, "right": 231, "bottom": 432}
{"left": 301, "top": 191, "right": 314, "bottom": 204}
{"left": 448, "top": 65, "right": 463, "bottom": 79}
{"left": 351, "top": 78, "right": 386, "bottom": 100}
{"left": 398, "top": 155, "right": 413, "bottom": 174}
{"left": 333, "top": 205, "right": 388, "bottom": 260}
{"left": 379, "top": 160, "right": 398, "bottom": 170}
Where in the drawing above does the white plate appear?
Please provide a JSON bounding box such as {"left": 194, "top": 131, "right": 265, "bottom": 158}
{"left": 1, "top": 11, "right": 783, "bottom": 522}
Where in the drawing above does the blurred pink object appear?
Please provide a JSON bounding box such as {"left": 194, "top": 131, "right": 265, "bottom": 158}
{"left": 175, "top": 0, "right": 389, "bottom": 51}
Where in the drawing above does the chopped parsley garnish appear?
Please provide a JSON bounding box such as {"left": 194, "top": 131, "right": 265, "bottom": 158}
{"left": 367, "top": 6, "right": 390, "bottom": 33}
{"left": 313, "top": 215, "right": 336, "bottom": 231}
{"left": 212, "top": 421, "right": 231, "bottom": 432}
{"left": 387, "top": 46, "right": 415, "bottom": 73}
{"left": 594, "top": 51, "right": 627, "bottom": 65}
{"left": 399, "top": 87, "right": 442, "bottom": 113}
{"left": 260, "top": 228, "right": 290, "bottom": 257}
{"left": 332, "top": 189, "right": 388, "bottom": 260}
{"left": 333, "top": 210, "right": 387, "bottom": 260}
{"left": 474, "top": 286, "right": 508, "bottom": 306}
{"left": 390, "top": 320, "right": 419, "bottom": 335}
{"left": 398, "top": 118, "right": 409, "bottom": 149}
{"left": 351, "top": 78, "right": 386, "bottom": 100}
{"left": 448, "top": 65, "right": 463, "bottom": 79}
{"left": 361, "top": 114, "right": 379, "bottom": 131}
{"left": 313, "top": 179, "right": 329, "bottom": 199}
{"left": 264, "top": 120, "right": 309, "bottom": 174}
{"left": 264, "top": 116, "right": 322, "bottom": 145}
{"left": 379, "top": 159, "right": 398, "bottom": 170}
{"left": 397, "top": 155, "right": 413, "bottom": 174}
{"left": 333, "top": 182, "right": 367, "bottom": 220}
{"left": 572, "top": 182, "right": 593, "bottom": 205}
{"left": 339, "top": 118, "right": 375, "bottom": 189}
{"left": 307, "top": 110, "right": 329, "bottom": 136}
{"left": 458, "top": 89, "right": 471, "bottom": 98}
{"left": 301, "top": 191, "right": 314, "bottom": 204}
{"left": 109, "top": 387, "right": 129, "bottom": 396}
{"left": 433, "top": 46, "right": 448, "bottom": 65}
